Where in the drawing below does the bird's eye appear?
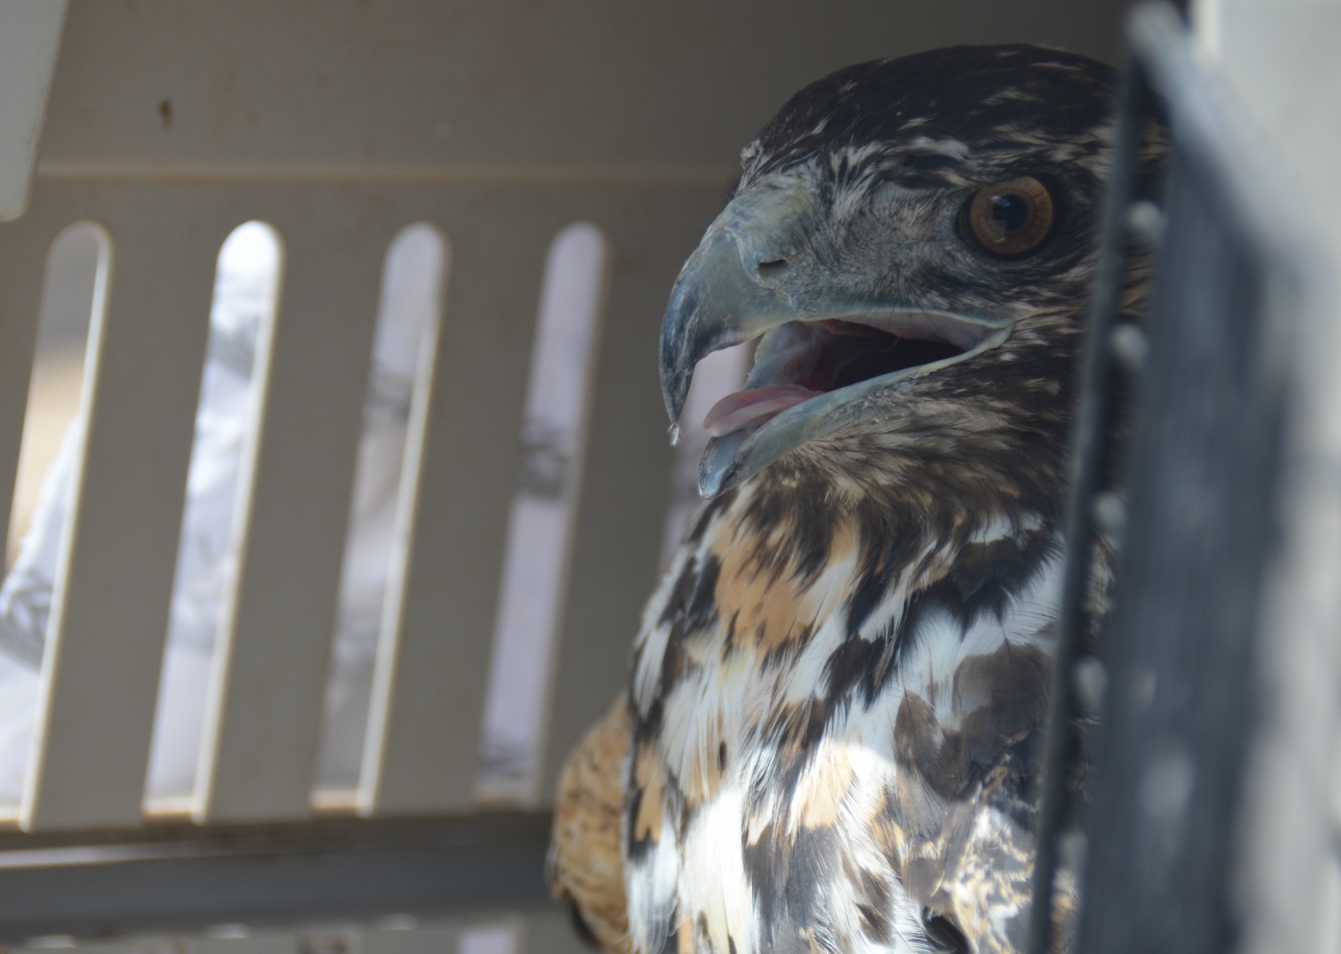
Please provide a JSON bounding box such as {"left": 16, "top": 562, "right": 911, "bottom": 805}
{"left": 964, "top": 176, "right": 1055, "bottom": 256}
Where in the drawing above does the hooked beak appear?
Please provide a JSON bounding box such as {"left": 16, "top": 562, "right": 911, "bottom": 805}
{"left": 660, "top": 183, "right": 1013, "bottom": 498}
{"left": 659, "top": 183, "right": 815, "bottom": 428}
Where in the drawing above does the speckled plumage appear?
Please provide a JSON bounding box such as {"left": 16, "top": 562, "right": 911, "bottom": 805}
{"left": 551, "top": 45, "right": 1157, "bottom": 954}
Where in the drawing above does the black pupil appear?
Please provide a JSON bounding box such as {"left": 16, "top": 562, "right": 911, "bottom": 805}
{"left": 991, "top": 193, "right": 1029, "bottom": 231}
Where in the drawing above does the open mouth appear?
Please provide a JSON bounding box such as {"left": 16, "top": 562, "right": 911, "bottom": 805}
{"left": 691, "top": 309, "right": 1012, "bottom": 497}
{"left": 702, "top": 315, "right": 986, "bottom": 438}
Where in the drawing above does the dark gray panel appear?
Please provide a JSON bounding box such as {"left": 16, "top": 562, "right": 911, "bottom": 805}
{"left": 0, "top": 813, "right": 555, "bottom": 940}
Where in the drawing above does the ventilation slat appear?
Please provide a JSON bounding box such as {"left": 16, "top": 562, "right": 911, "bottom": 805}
{"left": 22, "top": 211, "right": 221, "bottom": 831}
{"left": 194, "top": 216, "right": 393, "bottom": 823}
{"left": 313, "top": 222, "right": 447, "bottom": 797}
{"left": 539, "top": 192, "right": 724, "bottom": 800}
{"left": 0, "top": 223, "right": 55, "bottom": 564}
{"left": 360, "top": 214, "right": 555, "bottom": 816}
{"left": 0, "top": 181, "right": 729, "bottom": 828}
{"left": 478, "top": 222, "right": 610, "bottom": 806}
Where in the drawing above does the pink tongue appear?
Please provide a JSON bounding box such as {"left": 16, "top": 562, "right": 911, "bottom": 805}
{"left": 704, "top": 384, "right": 821, "bottom": 437}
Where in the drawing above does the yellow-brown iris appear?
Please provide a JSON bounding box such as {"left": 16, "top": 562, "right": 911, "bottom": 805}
{"left": 966, "top": 176, "right": 1055, "bottom": 255}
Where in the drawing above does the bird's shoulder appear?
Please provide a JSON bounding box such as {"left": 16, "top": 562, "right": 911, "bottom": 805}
{"left": 550, "top": 693, "right": 634, "bottom": 954}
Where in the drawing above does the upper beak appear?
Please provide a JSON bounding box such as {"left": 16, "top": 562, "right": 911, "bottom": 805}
{"left": 659, "top": 185, "right": 814, "bottom": 427}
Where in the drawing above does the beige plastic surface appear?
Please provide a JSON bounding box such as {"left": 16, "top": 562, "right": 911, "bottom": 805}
{"left": 0, "top": 1, "right": 69, "bottom": 220}
{"left": 35, "top": 1, "right": 1128, "bottom": 177}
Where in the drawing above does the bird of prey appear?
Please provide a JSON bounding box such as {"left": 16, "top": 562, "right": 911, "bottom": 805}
{"left": 552, "top": 45, "right": 1155, "bottom": 954}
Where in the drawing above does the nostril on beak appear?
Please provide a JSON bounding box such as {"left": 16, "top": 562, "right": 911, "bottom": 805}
{"left": 757, "top": 258, "right": 789, "bottom": 278}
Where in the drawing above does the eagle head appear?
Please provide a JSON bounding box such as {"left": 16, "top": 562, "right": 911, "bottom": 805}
{"left": 661, "top": 46, "right": 1123, "bottom": 501}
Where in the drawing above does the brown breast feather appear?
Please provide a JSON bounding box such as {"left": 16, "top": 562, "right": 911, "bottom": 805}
{"left": 888, "top": 639, "right": 1080, "bottom": 954}
{"left": 550, "top": 693, "right": 633, "bottom": 954}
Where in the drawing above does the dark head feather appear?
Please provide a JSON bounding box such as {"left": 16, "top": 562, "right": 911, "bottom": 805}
{"left": 742, "top": 46, "right": 1118, "bottom": 188}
